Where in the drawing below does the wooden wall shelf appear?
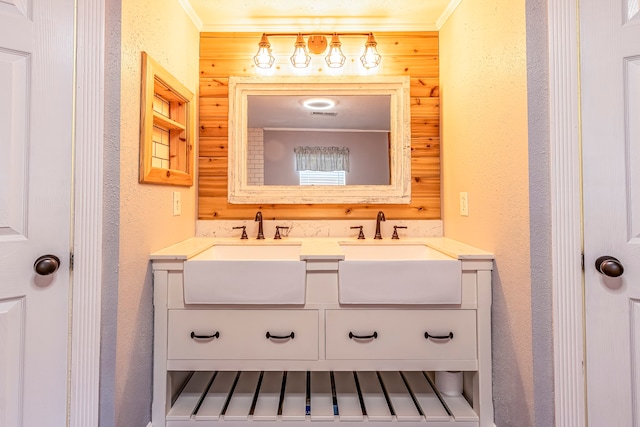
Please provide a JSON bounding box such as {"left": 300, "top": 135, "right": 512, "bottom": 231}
{"left": 140, "top": 52, "right": 195, "bottom": 187}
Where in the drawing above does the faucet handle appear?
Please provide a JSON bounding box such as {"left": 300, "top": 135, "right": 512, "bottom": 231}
{"left": 350, "top": 225, "right": 366, "bottom": 239}
{"left": 232, "top": 225, "right": 248, "bottom": 239}
{"left": 392, "top": 225, "right": 407, "bottom": 240}
{"left": 274, "top": 226, "right": 289, "bottom": 239}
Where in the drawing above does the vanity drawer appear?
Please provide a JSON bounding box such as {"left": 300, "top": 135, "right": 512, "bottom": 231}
{"left": 325, "top": 309, "right": 476, "bottom": 361}
{"left": 168, "top": 310, "right": 318, "bottom": 360}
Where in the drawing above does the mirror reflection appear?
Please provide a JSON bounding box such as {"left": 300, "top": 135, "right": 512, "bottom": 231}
{"left": 247, "top": 95, "right": 391, "bottom": 186}
{"left": 227, "top": 76, "right": 411, "bottom": 205}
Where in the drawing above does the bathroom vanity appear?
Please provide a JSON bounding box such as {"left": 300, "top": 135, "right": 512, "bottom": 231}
{"left": 150, "top": 237, "right": 494, "bottom": 426}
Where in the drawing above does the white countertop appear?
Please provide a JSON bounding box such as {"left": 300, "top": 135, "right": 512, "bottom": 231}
{"left": 150, "top": 236, "right": 494, "bottom": 261}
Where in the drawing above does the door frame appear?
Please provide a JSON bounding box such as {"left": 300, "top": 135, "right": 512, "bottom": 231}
{"left": 549, "top": 0, "right": 585, "bottom": 425}
{"left": 67, "top": 0, "right": 584, "bottom": 425}
{"left": 68, "top": 0, "right": 105, "bottom": 425}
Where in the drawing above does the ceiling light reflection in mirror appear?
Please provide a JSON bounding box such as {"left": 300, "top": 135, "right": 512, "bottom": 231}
{"left": 247, "top": 94, "right": 392, "bottom": 187}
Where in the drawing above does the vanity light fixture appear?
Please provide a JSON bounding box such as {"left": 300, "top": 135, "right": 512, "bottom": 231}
{"left": 325, "top": 34, "right": 346, "bottom": 68}
{"left": 360, "top": 33, "right": 382, "bottom": 69}
{"left": 253, "top": 32, "right": 381, "bottom": 70}
{"left": 290, "top": 33, "right": 311, "bottom": 68}
{"left": 254, "top": 34, "right": 275, "bottom": 69}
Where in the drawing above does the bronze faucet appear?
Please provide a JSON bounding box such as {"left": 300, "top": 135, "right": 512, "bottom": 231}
{"left": 374, "top": 211, "right": 386, "bottom": 239}
{"left": 255, "top": 211, "right": 264, "bottom": 239}
{"left": 274, "top": 226, "right": 289, "bottom": 239}
{"left": 232, "top": 225, "right": 248, "bottom": 239}
{"left": 392, "top": 225, "right": 408, "bottom": 239}
{"left": 351, "top": 225, "right": 366, "bottom": 239}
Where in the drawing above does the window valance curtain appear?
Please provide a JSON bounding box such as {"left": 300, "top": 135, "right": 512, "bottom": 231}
{"left": 294, "top": 146, "right": 350, "bottom": 172}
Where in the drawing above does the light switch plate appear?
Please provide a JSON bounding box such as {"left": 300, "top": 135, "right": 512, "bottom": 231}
{"left": 173, "top": 192, "right": 181, "bottom": 216}
{"left": 460, "top": 192, "right": 469, "bottom": 216}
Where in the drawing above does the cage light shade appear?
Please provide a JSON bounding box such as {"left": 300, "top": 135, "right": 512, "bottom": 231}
{"left": 325, "top": 34, "right": 346, "bottom": 68}
{"left": 290, "top": 34, "right": 311, "bottom": 68}
{"left": 254, "top": 34, "right": 275, "bottom": 68}
{"left": 360, "top": 33, "right": 381, "bottom": 69}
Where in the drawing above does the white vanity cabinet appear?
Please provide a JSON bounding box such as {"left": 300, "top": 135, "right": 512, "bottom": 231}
{"left": 151, "top": 237, "right": 494, "bottom": 427}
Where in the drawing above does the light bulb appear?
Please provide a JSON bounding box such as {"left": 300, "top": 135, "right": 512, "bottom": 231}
{"left": 325, "top": 34, "right": 346, "bottom": 68}
{"left": 360, "top": 33, "right": 381, "bottom": 69}
{"left": 290, "top": 34, "right": 311, "bottom": 68}
{"left": 253, "top": 34, "right": 275, "bottom": 69}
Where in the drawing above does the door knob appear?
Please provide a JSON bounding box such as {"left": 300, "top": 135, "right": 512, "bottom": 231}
{"left": 595, "top": 256, "right": 624, "bottom": 278}
{"left": 34, "top": 255, "right": 61, "bottom": 276}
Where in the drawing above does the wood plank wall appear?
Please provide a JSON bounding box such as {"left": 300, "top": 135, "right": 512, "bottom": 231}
{"left": 199, "top": 32, "right": 440, "bottom": 220}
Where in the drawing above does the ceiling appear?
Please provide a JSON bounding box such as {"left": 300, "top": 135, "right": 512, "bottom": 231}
{"left": 248, "top": 95, "right": 391, "bottom": 130}
{"left": 183, "top": 0, "right": 459, "bottom": 32}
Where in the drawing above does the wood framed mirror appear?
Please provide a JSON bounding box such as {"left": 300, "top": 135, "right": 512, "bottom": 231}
{"left": 227, "top": 76, "right": 412, "bottom": 204}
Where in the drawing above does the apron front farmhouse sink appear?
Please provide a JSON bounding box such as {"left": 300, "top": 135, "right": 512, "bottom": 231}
{"left": 338, "top": 242, "right": 461, "bottom": 305}
{"left": 183, "top": 243, "right": 306, "bottom": 304}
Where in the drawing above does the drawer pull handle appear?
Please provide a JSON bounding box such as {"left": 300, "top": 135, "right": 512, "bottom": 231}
{"left": 266, "top": 332, "right": 295, "bottom": 340}
{"left": 424, "top": 331, "right": 454, "bottom": 340}
{"left": 349, "top": 331, "right": 378, "bottom": 340}
{"left": 190, "top": 331, "right": 220, "bottom": 340}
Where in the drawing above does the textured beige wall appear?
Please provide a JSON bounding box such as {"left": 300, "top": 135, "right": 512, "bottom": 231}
{"left": 115, "top": 0, "right": 199, "bottom": 425}
{"left": 107, "top": 2, "right": 534, "bottom": 425}
{"left": 439, "top": 1, "right": 533, "bottom": 426}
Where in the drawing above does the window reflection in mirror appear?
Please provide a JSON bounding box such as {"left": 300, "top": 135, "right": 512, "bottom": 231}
{"left": 247, "top": 94, "right": 391, "bottom": 186}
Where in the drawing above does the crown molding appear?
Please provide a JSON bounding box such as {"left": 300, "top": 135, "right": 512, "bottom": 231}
{"left": 200, "top": 22, "right": 438, "bottom": 33}
{"left": 178, "top": 0, "right": 203, "bottom": 31}
{"left": 436, "top": 0, "right": 463, "bottom": 29}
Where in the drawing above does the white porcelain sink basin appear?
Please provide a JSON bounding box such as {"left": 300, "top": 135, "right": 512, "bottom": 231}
{"left": 338, "top": 242, "right": 461, "bottom": 305}
{"left": 207, "top": 244, "right": 303, "bottom": 260}
{"left": 340, "top": 243, "right": 444, "bottom": 260}
{"left": 183, "top": 243, "right": 306, "bottom": 304}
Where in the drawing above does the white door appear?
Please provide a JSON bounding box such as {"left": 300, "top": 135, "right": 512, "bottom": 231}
{"left": 0, "top": 0, "right": 74, "bottom": 425}
{"left": 582, "top": 0, "right": 640, "bottom": 425}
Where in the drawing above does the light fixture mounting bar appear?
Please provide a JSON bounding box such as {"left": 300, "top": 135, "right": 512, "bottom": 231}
{"left": 253, "top": 32, "right": 381, "bottom": 70}
{"left": 261, "top": 32, "right": 373, "bottom": 38}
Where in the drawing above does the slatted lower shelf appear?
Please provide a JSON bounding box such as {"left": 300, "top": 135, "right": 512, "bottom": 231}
{"left": 165, "top": 371, "right": 478, "bottom": 426}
